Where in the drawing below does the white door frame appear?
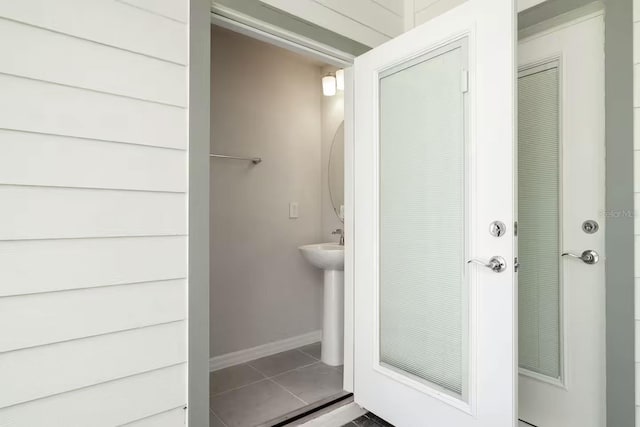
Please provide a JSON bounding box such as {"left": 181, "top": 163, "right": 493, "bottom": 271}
{"left": 208, "top": 2, "right": 357, "bottom": 393}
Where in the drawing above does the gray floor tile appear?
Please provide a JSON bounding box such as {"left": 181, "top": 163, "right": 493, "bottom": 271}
{"left": 351, "top": 417, "right": 382, "bottom": 427}
{"left": 350, "top": 413, "right": 394, "bottom": 427}
{"left": 210, "top": 363, "right": 265, "bottom": 395}
{"left": 248, "top": 349, "right": 316, "bottom": 377}
{"left": 210, "top": 410, "right": 227, "bottom": 427}
{"left": 210, "top": 379, "right": 305, "bottom": 427}
{"left": 363, "top": 413, "right": 394, "bottom": 426}
{"left": 272, "top": 362, "right": 343, "bottom": 403}
{"left": 298, "top": 342, "right": 321, "bottom": 360}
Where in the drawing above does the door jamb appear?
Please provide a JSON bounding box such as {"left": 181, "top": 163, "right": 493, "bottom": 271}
{"left": 207, "top": 2, "right": 357, "bottom": 393}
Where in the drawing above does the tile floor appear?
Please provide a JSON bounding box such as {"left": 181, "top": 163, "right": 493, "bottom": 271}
{"left": 342, "top": 412, "right": 393, "bottom": 427}
{"left": 210, "top": 342, "right": 344, "bottom": 427}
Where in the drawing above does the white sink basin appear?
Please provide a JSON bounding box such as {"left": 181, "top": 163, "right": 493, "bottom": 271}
{"left": 298, "top": 243, "right": 344, "bottom": 271}
{"left": 298, "top": 243, "right": 345, "bottom": 366}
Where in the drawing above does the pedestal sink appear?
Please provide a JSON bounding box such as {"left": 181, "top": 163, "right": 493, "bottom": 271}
{"left": 298, "top": 243, "right": 344, "bottom": 366}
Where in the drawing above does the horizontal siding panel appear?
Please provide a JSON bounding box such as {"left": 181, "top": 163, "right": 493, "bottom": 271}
{"left": 315, "top": 0, "right": 403, "bottom": 37}
{"left": 0, "top": 321, "right": 186, "bottom": 407}
{"left": 637, "top": 235, "right": 640, "bottom": 276}
{"left": 636, "top": 192, "right": 640, "bottom": 231}
{"left": 0, "top": 0, "right": 187, "bottom": 64}
{"left": 122, "top": 407, "right": 186, "bottom": 427}
{"left": 636, "top": 278, "right": 640, "bottom": 320}
{"left": 0, "top": 236, "right": 186, "bottom": 296}
{"left": 371, "top": 0, "right": 404, "bottom": 16}
{"left": 0, "top": 280, "right": 186, "bottom": 352}
{"left": 414, "top": 0, "right": 439, "bottom": 12}
{"left": 119, "top": 0, "right": 188, "bottom": 23}
{"left": 637, "top": 320, "right": 640, "bottom": 362}
{"left": 636, "top": 150, "right": 640, "bottom": 191}
{"left": 0, "top": 186, "right": 186, "bottom": 240}
{"left": 0, "top": 18, "right": 186, "bottom": 106}
{"left": 259, "top": 0, "right": 389, "bottom": 47}
{"left": 636, "top": 22, "right": 640, "bottom": 63}
{"left": 636, "top": 110, "right": 640, "bottom": 150}
{"left": 636, "top": 65, "right": 640, "bottom": 107}
{"left": 0, "top": 363, "right": 186, "bottom": 427}
{"left": 0, "top": 74, "right": 186, "bottom": 149}
{"left": 415, "top": 0, "right": 466, "bottom": 25}
{"left": 0, "top": 130, "right": 186, "bottom": 192}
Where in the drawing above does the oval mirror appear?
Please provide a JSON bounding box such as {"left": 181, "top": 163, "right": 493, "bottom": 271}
{"left": 328, "top": 121, "right": 344, "bottom": 222}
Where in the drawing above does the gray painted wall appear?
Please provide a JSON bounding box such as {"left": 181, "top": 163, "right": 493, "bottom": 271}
{"left": 321, "top": 66, "right": 345, "bottom": 242}
{"left": 209, "top": 27, "right": 325, "bottom": 357}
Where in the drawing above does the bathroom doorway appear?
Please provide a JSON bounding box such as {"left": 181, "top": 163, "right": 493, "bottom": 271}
{"left": 208, "top": 24, "right": 354, "bottom": 427}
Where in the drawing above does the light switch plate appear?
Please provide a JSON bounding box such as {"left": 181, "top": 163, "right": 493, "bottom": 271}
{"left": 289, "top": 202, "right": 299, "bottom": 219}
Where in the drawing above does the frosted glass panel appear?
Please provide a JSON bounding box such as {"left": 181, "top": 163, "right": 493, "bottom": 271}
{"left": 379, "top": 44, "right": 467, "bottom": 397}
{"left": 518, "top": 66, "right": 561, "bottom": 379}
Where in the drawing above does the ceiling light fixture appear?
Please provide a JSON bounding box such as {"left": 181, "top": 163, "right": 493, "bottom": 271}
{"left": 322, "top": 73, "right": 337, "bottom": 96}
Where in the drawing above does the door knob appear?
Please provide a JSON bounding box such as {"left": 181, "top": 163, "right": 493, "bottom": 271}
{"left": 467, "top": 256, "right": 507, "bottom": 273}
{"left": 561, "top": 249, "right": 599, "bottom": 265}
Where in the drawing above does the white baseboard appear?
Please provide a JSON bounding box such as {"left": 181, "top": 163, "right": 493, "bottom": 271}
{"left": 209, "top": 330, "right": 322, "bottom": 372}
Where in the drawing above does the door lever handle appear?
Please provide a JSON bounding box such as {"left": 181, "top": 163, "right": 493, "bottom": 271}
{"left": 467, "top": 256, "right": 507, "bottom": 273}
{"left": 561, "top": 249, "right": 599, "bottom": 265}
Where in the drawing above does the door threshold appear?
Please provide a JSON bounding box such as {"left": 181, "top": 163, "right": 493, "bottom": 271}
{"left": 259, "top": 391, "right": 354, "bottom": 427}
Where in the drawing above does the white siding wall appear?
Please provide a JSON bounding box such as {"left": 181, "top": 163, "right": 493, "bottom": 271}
{"left": 404, "top": 0, "right": 542, "bottom": 30}
{"left": 259, "top": 0, "right": 404, "bottom": 47}
{"left": 406, "top": 0, "right": 466, "bottom": 27}
{"left": 0, "top": 0, "right": 189, "bottom": 425}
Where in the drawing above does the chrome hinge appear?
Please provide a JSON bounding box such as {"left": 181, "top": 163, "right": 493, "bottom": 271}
{"left": 461, "top": 69, "right": 468, "bottom": 93}
{"left": 514, "top": 221, "right": 518, "bottom": 237}
{"left": 514, "top": 257, "right": 519, "bottom": 272}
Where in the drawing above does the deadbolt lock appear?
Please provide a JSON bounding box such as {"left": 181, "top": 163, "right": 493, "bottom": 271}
{"left": 581, "top": 220, "right": 599, "bottom": 234}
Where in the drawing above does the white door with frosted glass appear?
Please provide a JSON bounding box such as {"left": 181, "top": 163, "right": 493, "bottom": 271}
{"left": 517, "top": 12, "right": 605, "bottom": 427}
{"left": 352, "top": 0, "right": 517, "bottom": 426}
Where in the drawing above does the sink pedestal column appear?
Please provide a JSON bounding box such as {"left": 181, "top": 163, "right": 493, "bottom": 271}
{"left": 322, "top": 270, "right": 344, "bottom": 366}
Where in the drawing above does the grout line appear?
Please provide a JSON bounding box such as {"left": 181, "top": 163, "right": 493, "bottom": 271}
{"left": 245, "top": 362, "right": 269, "bottom": 378}
{"left": 264, "top": 359, "right": 322, "bottom": 381}
{"left": 268, "top": 378, "right": 309, "bottom": 406}
{"left": 210, "top": 377, "right": 269, "bottom": 398}
{"left": 210, "top": 409, "right": 229, "bottom": 427}
{"left": 212, "top": 346, "right": 328, "bottom": 398}
{"left": 245, "top": 360, "right": 268, "bottom": 377}
{"left": 298, "top": 347, "right": 321, "bottom": 361}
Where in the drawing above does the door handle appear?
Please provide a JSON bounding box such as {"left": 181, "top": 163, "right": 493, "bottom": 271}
{"left": 561, "top": 249, "right": 599, "bottom": 265}
{"left": 467, "top": 256, "right": 507, "bottom": 273}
